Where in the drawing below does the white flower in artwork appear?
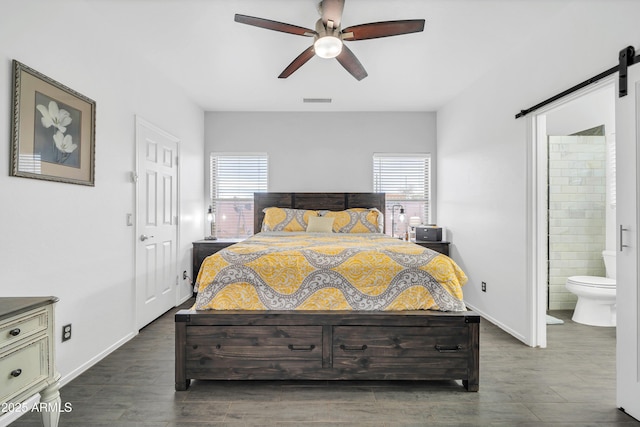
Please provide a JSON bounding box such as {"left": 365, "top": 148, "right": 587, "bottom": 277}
{"left": 36, "top": 100, "right": 72, "bottom": 133}
{"left": 53, "top": 131, "right": 77, "bottom": 153}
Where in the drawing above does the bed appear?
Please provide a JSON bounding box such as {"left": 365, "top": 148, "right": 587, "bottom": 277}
{"left": 175, "top": 192, "right": 479, "bottom": 391}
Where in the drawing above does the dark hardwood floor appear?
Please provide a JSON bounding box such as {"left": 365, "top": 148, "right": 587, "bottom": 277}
{"left": 11, "top": 303, "right": 640, "bottom": 426}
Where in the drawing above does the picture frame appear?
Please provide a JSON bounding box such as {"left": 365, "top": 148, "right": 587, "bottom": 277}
{"left": 10, "top": 60, "right": 96, "bottom": 186}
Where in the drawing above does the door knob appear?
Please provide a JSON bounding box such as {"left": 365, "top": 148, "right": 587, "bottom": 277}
{"left": 140, "top": 234, "right": 154, "bottom": 241}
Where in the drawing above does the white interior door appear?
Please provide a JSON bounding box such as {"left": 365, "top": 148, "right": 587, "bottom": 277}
{"left": 135, "top": 117, "right": 179, "bottom": 330}
{"left": 616, "top": 62, "right": 640, "bottom": 420}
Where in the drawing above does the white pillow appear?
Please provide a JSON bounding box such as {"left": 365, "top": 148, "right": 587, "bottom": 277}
{"left": 306, "top": 216, "right": 335, "bottom": 233}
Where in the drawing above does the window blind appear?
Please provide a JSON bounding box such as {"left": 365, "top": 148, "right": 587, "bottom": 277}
{"left": 210, "top": 153, "right": 268, "bottom": 200}
{"left": 210, "top": 153, "right": 268, "bottom": 237}
{"left": 373, "top": 153, "right": 431, "bottom": 227}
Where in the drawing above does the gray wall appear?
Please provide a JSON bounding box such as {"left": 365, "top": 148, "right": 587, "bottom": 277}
{"left": 204, "top": 111, "right": 437, "bottom": 216}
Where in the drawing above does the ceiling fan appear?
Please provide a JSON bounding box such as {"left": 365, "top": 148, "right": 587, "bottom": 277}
{"left": 234, "top": 0, "right": 425, "bottom": 81}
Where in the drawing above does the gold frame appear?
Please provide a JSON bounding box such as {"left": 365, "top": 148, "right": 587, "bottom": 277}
{"left": 10, "top": 60, "right": 96, "bottom": 186}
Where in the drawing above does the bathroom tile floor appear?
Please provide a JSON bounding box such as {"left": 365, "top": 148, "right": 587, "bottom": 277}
{"left": 11, "top": 304, "right": 640, "bottom": 426}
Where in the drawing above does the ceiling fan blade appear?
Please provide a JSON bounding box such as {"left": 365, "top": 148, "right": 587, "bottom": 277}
{"left": 320, "top": 0, "right": 345, "bottom": 28}
{"left": 278, "top": 46, "right": 316, "bottom": 79}
{"left": 336, "top": 45, "right": 368, "bottom": 81}
{"left": 235, "top": 14, "right": 316, "bottom": 37}
{"left": 342, "top": 19, "right": 425, "bottom": 41}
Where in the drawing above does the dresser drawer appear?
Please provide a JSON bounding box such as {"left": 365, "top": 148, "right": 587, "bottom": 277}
{"left": 0, "top": 336, "right": 50, "bottom": 403}
{"left": 0, "top": 307, "right": 48, "bottom": 349}
{"left": 332, "top": 326, "right": 470, "bottom": 378}
{"left": 186, "top": 326, "right": 322, "bottom": 378}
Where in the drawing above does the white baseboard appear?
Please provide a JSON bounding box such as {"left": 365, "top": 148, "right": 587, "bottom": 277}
{"left": 177, "top": 293, "right": 192, "bottom": 305}
{"left": 59, "top": 331, "right": 137, "bottom": 388}
{"left": 465, "top": 302, "right": 530, "bottom": 346}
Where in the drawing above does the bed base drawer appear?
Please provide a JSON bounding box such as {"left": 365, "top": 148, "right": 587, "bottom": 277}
{"left": 332, "top": 326, "right": 470, "bottom": 379}
{"left": 185, "top": 326, "right": 323, "bottom": 379}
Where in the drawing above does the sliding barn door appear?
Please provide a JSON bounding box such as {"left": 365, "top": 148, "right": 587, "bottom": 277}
{"left": 616, "top": 61, "right": 640, "bottom": 420}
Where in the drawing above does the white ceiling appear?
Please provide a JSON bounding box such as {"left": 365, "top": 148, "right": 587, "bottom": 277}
{"left": 86, "top": 0, "right": 572, "bottom": 112}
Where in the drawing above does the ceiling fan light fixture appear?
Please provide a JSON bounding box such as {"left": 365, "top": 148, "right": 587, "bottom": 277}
{"left": 314, "top": 36, "right": 343, "bottom": 59}
{"left": 234, "top": 3, "right": 426, "bottom": 80}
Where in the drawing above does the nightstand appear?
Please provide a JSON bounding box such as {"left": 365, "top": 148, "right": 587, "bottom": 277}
{"left": 414, "top": 240, "right": 450, "bottom": 256}
{"left": 0, "top": 297, "right": 60, "bottom": 427}
{"left": 192, "top": 239, "right": 244, "bottom": 280}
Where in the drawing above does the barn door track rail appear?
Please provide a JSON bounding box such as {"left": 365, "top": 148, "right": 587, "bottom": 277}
{"left": 515, "top": 45, "right": 640, "bottom": 119}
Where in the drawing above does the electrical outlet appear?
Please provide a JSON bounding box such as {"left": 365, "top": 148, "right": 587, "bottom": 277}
{"left": 62, "top": 324, "right": 72, "bottom": 342}
{"left": 183, "top": 270, "right": 188, "bottom": 280}
{"left": 481, "top": 281, "right": 487, "bottom": 292}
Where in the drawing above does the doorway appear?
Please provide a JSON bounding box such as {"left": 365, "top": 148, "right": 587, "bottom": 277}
{"left": 135, "top": 116, "right": 180, "bottom": 330}
{"left": 529, "top": 63, "right": 640, "bottom": 420}
{"left": 530, "top": 80, "right": 616, "bottom": 347}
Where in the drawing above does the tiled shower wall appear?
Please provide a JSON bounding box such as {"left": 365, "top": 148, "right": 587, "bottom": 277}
{"left": 548, "top": 135, "right": 606, "bottom": 310}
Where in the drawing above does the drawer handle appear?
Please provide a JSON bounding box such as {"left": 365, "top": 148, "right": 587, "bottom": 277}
{"left": 435, "top": 344, "right": 462, "bottom": 353}
{"left": 10, "top": 369, "right": 22, "bottom": 378}
{"left": 9, "top": 328, "right": 21, "bottom": 337}
{"left": 340, "top": 344, "right": 368, "bottom": 352}
{"left": 288, "top": 344, "right": 315, "bottom": 352}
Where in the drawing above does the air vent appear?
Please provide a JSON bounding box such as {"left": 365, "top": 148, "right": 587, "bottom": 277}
{"left": 303, "top": 98, "right": 332, "bottom": 103}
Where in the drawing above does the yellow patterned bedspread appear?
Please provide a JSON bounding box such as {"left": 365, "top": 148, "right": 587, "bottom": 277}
{"left": 194, "top": 232, "right": 468, "bottom": 311}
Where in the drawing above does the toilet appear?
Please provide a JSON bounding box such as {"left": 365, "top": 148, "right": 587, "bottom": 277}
{"left": 565, "top": 250, "right": 616, "bottom": 327}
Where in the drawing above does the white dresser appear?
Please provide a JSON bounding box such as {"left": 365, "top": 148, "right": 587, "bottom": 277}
{"left": 0, "top": 297, "right": 60, "bottom": 427}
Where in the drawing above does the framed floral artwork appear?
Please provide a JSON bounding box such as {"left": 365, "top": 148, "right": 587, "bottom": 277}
{"left": 10, "top": 60, "right": 96, "bottom": 186}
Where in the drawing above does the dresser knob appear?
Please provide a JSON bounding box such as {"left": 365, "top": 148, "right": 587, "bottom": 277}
{"left": 10, "top": 369, "right": 22, "bottom": 378}
{"left": 9, "top": 328, "right": 20, "bottom": 337}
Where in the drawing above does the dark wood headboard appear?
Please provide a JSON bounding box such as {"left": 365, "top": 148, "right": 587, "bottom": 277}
{"left": 253, "top": 192, "right": 385, "bottom": 234}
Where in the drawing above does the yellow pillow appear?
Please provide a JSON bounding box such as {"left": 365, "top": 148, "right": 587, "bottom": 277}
{"left": 306, "top": 216, "right": 334, "bottom": 233}
{"left": 322, "top": 208, "right": 381, "bottom": 233}
{"left": 262, "top": 207, "right": 318, "bottom": 232}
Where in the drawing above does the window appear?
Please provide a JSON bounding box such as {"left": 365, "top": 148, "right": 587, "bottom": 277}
{"left": 210, "top": 153, "right": 268, "bottom": 238}
{"left": 373, "top": 153, "right": 431, "bottom": 236}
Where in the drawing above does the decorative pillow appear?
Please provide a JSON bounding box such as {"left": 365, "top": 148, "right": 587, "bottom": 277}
{"left": 306, "top": 216, "right": 335, "bottom": 233}
{"left": 321, "top": 208, "right": 382, "bottom": 233}
{"left": 262, "top": 207, "right": 318, "bottom": 232}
